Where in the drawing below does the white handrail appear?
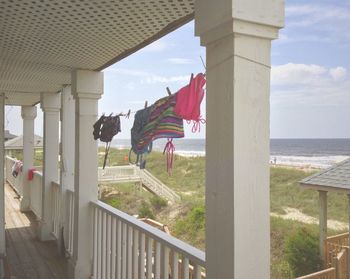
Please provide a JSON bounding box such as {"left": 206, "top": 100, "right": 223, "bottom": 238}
{"left": 91, "top": 200, "right": 205, "bottom": 279}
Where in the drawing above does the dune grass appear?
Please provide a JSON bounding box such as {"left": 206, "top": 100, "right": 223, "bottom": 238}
{"left": 271, "top": 166, "right": 349, "bottom": 222}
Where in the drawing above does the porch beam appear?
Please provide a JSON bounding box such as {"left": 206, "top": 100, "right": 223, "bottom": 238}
{"left": 39, "top": 92, "right": 61, "bottom": 241}
{"left": 0, "top": 94, "right": 5, "bottom": 255}
{"left": 319, "top": 190, "right": 327, "bottom": 264}
{"left": 69, "top": 69, "right": 103, "bottom": 279}
{"left": 59, "top": 85, "right": 75, "bottom": 255}
{"left": 195, "top": 0, "right": 284, "bottom": 278}
{"left": 20, "top": 105, "right": 37, "bottom": 212}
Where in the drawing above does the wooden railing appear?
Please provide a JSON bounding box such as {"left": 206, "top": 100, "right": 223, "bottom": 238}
{"left": 29, "top": 171, "right": 43, "bottom": 219}
{"left": 296, "top": 268, "right": 336, "bottom": 279}
{"left": 65, "top": 189, "right": 75, "bottom": 257}
{"left": 299, "top": 233, "right": 350, "bottom": 279}
{"left": 98, "top": 165, "right": 181, "bottom": 203}
{"left": 335, "top": 248, "right": 348, "bottom": 279}
{"left": 140, "top": 169, "right": 181, "bottom": 203}
{"left": 51, "top": 181, "right": 61, "bottom": 239}
{"left": 91, "top": 200, "right": 205, "bottom": 279}
{"left": 98, "top": 166, "right": 140, "bottom": 183}
{"left": 326, "top": 233, "right": 349, "bottom": 267}
{"left": 5, "top": 156, "right": 24, "bottom": 196}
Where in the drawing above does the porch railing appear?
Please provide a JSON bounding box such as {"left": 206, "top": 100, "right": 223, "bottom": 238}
{"left": 65, "top": 189, "right": 75, "bottom": 257}
{"left": 51, "top": 181, "right": 61, "bottom": 239}
{"left": 296, "top": 268, "right": 336, "bottom": 279}
{"left": 91, "top": 200, "right": 206, "bottom": 279}
{"left": 5, "top": 156, "right": 23, "bottom": 196}
{"left": 29, "top": 171, "right": 43, "bottom": 219}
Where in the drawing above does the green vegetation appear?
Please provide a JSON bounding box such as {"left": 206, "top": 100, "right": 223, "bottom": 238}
{"left": 285, "top": 227, "right": 322, "bottom": 277}
{"left": 138, "top": 202, "right": 155, "bottom": 219}
{"left": 174, "top": 204, "right": 205, "bottom": 249}
{"left": 149, "top": 196, "right": 168, "bottom": 210}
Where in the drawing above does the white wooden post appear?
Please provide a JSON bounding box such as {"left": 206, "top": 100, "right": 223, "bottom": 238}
{"left": 20, "top": 105, "right": 37, "bottom": 212}
{"left": 319, "top": 190, "right": 328, "bottom": 264}
{"left": 59, "top": 85, "right": 75, "bottom": 255}
{"left": 69, "top": 69, "right": 103, "bottom": 279}
{"left": 195, "top": 0, "right": 284, "bottom": 278}
{"left": 0, "top": 94, "right": 5, "bottom": 255}
{"left": 39, "top": 92, "right": 61, "bottom": 241}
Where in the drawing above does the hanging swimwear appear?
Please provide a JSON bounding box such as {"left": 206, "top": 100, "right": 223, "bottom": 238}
{"left": 174, "top": 73, "right": 206, "bottom": 132}
{"left": 130, "top": 94, "right": 184, "bottom": 173}
{"left": 130, "top": 106, "right": 153, "bottom": 168}
{"left": 12, "top": 160, "right": 23, "bottom": 178}
{"left": 93, "top": 114, "right": 121, "bottom": 169}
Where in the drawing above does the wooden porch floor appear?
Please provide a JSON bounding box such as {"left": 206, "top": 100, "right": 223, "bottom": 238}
{"left": 4, "top": 183, "right": 67, "bottom": 279}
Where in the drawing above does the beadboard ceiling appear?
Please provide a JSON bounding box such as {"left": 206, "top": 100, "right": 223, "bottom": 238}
{"left": 0, "top": 0, "right": 194, "bottom": 105}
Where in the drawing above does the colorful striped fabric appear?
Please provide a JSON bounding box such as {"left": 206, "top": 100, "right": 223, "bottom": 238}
{"left": 135, "top": 94, "right": 184, "bottom": 152}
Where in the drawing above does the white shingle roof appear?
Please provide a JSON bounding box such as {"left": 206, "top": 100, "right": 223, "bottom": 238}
{"left": 300, "top": 158, "right": 350, "bottom": 192}
{"left": 5, "top": 135, "right": 43, "bottom": 150}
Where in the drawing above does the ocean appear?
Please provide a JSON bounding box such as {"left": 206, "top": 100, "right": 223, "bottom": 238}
{"left": 111, "top": 138, "right": 350, "bottom": 169}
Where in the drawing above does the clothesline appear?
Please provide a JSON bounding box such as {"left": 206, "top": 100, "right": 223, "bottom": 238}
{"left": 99, "top": 72, "right": 206, "bottom": 120}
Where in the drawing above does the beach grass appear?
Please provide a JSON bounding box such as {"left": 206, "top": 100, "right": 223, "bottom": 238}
{"left": 271, "top": 166, "right": 349, "bottom": 222}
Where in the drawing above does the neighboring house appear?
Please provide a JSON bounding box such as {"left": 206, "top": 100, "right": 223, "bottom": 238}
{"left": 4, "top": 130, "right": 16, "bottom": 142}
{"left": 5, "top": 134, "right": 43, "bottom": 150}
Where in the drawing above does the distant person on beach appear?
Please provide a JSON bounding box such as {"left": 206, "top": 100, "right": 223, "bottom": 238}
{"left": 274, "top": 157, "right": 277, "bottom": 165}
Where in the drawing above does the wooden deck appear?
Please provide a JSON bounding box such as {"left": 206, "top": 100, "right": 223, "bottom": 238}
{"left": 4, "top": 183, "right": 67, "bottom": 279}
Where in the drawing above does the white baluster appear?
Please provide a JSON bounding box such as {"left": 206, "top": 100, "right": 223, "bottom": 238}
{"left": 146, "top": 237, "right": 153, "bottom": 279}
{"left": 133, "top": 229, "right": 139, "bottom": 279}
{"left": 139, "top": 233, "right": 145, "bottom": 279}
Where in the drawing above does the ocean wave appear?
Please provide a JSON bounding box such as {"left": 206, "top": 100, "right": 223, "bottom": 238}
{"left": 174, "top": 150, "right": 205, "bottom": 157}
{"left": 270, "top": 155, "right": 349, "bottom": 169}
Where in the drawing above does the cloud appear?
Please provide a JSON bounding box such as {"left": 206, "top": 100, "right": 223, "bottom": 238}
{"left": 167, "top": 58, "right": 193, "bottom": 65}
{"left": 271, "top": 63, "right": 327, "bottom": 86}
{"left": 281, "top": 3, "right": 350, "bottom": 45}
{"left": 105, "top": 67, "right": 190, "bottom": 85}
{"left": 142, "top": 41, "right": 170, "bottom": 52}
{"left": 286, "top": 4, "right": 350, "bottom": 27}
{"left": 271, "top": 63, "right": 350, "bottom": 107}
{"left": 329, "top": 67, "right": 347, "bottom": 82}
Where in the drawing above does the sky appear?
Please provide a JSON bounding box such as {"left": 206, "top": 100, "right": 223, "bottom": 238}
{"left": 4, "top": 0, "right": 350, "bottom": 139}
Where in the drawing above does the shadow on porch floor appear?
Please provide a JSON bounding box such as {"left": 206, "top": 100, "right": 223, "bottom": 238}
{"left": 4, "top": 183, "right": 67, "bottom": 279}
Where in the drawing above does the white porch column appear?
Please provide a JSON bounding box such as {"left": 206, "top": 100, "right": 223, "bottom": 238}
{"left": 319, "top": 190, "right": 327, "bottom": 264}
{"left": 0, "top": 94, "right": 5, "bottom": 255}
{"left": 20, "top": 105, "right": 37, "bottom": 212}
{"left": 69, "top": 70, "right": 103, "bottom": 279}
{"left": 195, "top": 1, "right": 284, "bottom": 278}
{"left": 39, "top": 92, "right": 61, "bottom": 241}
{"left": 59, "top": 85, "right": 75, "bottom": 254}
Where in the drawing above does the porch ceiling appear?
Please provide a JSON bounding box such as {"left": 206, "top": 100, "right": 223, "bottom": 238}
{"left": 0, "top": 0, "right": 194, "bottom": 106}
